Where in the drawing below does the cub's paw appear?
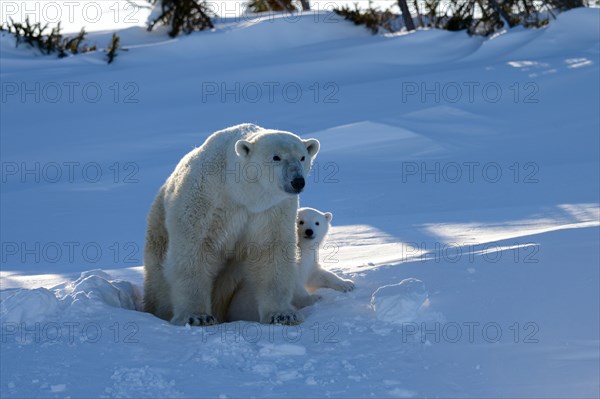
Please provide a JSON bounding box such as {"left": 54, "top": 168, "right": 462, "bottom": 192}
{"left": 171, "top": 313, "right": 217, "bottom": 326}
{"left": 268, "top": 311, "right": 304, "bottom": 325}
{"left": 332, "top": 279, "right": 355, "bottom": 293}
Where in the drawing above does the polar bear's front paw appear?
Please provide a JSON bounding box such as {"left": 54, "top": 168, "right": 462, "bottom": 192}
{"left": 268, "top": 311, "right": 304, "bottom": 325}
{"left": 187, "top": 314, "right": 217, "bottom": 326}
{"left": 171, "top": 313, "right": 217, "bottom": 326}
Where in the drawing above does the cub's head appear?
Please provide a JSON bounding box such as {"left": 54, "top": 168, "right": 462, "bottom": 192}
{"left": 235, "top": 131, "right": 319, "bottom": 196}
{"left": 297, "top": 207, "right": 332, "bottom": 245}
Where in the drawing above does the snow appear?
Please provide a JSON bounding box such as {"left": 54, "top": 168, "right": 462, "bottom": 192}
{"left": 0, "top": 288, "right": 61, "bottom": 324}
{"left": 370, "top": 278, "right": 434, "bottom": 324}
{"left": 1, "top": 6, "right": 599, "bottom": 398}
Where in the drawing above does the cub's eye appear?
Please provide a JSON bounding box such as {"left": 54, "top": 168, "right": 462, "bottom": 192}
{"left": 273, "top": 156, "right": 281, "bottom": 161}
{"left": 299, "top": 221, "right": 304, "bottom": 225}
{"left": 301, "top": 156, "right": 306, "bottom": 161}
{"left": 315, "top": 222, "right": 320, "bottom": 226}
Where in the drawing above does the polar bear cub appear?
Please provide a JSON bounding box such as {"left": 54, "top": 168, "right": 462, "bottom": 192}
{"left": 292, "top": 207, "right": 354, "bottom": 308}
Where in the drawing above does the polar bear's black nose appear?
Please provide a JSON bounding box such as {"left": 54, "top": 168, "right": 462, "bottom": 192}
{"left": 305, "top": 229, "right": 314, "bottom": 237}
{"left": 291, "top": 177, "right": 305, "bottom": 192}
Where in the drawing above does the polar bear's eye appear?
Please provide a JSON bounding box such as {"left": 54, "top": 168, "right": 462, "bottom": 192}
{"left": 299, "top": 221, "right": 304, "bottom": 225}
{"left": 315, "top": 222, "right": 320, "bottom": 226}
{"left": 301, "top": 156, "right": 306, "bottom": 161}
{"left": 273, "top": 156, "right": 281, "bottom": 161}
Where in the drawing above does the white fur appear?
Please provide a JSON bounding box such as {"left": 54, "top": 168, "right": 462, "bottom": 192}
{"left": 227, "top": 207, "right": 354, "bottom": 322}
{"left": 143, "top": 123, "right": 320, "bottom": 326}
{"left": 291, "top": 207, "right": 355, "bottom": 309}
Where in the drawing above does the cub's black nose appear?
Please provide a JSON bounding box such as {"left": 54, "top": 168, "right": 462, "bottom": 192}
{"left": 291, "top": 177, "right": 305, "bottom": 192}
{"left": 305, "top": 229, "right": 314, "bottom": 237}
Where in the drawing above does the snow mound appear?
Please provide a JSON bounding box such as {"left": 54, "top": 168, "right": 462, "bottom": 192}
{"left": 0, "top": 270, "right": 142, "bottom": 324}
{"left": 0, "top": 288, "right": 61, "bottom": 324}
{"left": 370, "top": 278, "right": 431, "bottom": 324}
{"left": 54, "top": 270, "right": 142, "bottom": 311}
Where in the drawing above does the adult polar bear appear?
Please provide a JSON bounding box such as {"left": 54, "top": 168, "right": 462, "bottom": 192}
{"left": 144, "top": 124, "right": 320, "bottom": 326}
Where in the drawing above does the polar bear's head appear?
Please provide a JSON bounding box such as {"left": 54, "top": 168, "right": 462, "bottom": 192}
{"left": 235, "top": 131, "right": 320, "bottom": 196}
{"left": 297, "top": 207, "right": 332, "bottom": 245}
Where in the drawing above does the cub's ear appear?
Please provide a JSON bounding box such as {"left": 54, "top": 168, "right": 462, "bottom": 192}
{"left": 324, "top": 212, "right": 333, "bottom": 222}
{"left": 303, "top": 138, "right": 320, "bottom": 158}
{"left": 235, "top": 140, "right": 252, "bottom": 158}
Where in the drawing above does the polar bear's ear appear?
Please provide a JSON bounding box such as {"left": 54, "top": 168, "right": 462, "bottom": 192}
{"left": 304, "top": 139, "right": 320, "bottom": 158}
{"left": 235, "top": 140, "right": 252, "bottom": 158}
{"left": 324, "top": 212, "right": 333, "bottom": 222}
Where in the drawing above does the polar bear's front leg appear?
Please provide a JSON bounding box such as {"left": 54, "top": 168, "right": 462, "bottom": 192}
{"left": 250, "top": 271, "right": 303, "bottom": 325}
{"left": 164, "top": 238, "right": 218, "bottom": 326}
{"left": 252, "top": 246, "right": 304, "bottom": 325}
{"left": 169, "top": 270, "right": 217, "bottom": 326}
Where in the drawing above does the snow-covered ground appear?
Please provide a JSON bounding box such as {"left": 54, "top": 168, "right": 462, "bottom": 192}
{"left": 1, "top": 6, "right": 599, "bottom": 398}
